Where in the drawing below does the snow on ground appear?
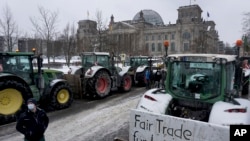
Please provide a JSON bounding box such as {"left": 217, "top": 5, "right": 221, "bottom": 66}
{"left": 1, "top": 95, "right": 140, "bottom": 141}
{"left": 48, "top": 65, "right": 81, "bottom": 74}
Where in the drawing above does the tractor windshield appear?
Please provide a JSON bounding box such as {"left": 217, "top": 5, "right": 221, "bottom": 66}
{"left": 130, "top": 57, "right": 148, "bottom": 67}
{"left": 169, "top": 61, "right": 221, "bottom": 99}
{"left": 82, "top": 54, "right": 109, "bottom": 68}
{"left": 0, "top": 55, "right": 32, "bottom": 83}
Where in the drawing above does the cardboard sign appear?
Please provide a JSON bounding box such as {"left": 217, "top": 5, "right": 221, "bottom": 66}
{"left": 129, "top": 109, "right": 229, "bottom": 141}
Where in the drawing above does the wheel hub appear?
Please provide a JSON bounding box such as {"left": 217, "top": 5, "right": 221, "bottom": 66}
{"left": 97, "top": 78, "right": 107, "bottom": 93}
{"left": 57, "top": 89, "right": 69, "bottom": 104}
{"left": 0, "top": 88, "right": 23, "bottom": 115}
{"left": 59, "top": 93, "right": 65, "bottom": 99}
{"left": 0, "top": 96, "right": 11, "bottom": 105}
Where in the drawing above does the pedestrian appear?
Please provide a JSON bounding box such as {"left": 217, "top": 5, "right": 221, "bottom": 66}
{"left": 154, "top": 68, "right": 162, "bottom": 88}
{"left": 16, "top": 98, "right": 49, "bottom": 141}
{"left": 161, "top": 69, "right": 167, "bottom": 89}
{"left": 145, "top": 68, "right": 151, "bottom": 89}
{"left": 68, "top": 67, "right": 72, "bottom": 74}
{"left": 242, "top": 59, "right": 250, "bottom": 96}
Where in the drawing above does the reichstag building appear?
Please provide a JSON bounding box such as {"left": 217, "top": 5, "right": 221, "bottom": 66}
{"left": 77, "top": 4, "right": 220, "bottom": 57}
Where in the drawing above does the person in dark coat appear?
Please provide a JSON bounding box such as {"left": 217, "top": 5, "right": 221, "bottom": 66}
{"left": 161, "top": 69, "right": 167, "bottom": 89}
{"left": 242, "top": 59, "right": 250, "bottom": 96}
{"left": 154, "top": 68, "right": 162, "bottom": 88}
{"left": 145, "top": 68, "right": 151, "bottom": 89}
{"left": 16, "top": 98, "right": 49, "bottom": 141}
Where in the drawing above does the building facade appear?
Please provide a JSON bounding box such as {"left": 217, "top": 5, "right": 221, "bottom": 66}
{"left": 77, "top": 4, "right": 221, "bottom": 57}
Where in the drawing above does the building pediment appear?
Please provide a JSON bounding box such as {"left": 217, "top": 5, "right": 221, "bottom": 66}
{"left": 110, "top": 22, "right": 137, "bottom": 33}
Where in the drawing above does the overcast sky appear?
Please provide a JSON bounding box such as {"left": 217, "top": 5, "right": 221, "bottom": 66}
{"left": 1, "top": 0, "right": 250, "bottom": 46}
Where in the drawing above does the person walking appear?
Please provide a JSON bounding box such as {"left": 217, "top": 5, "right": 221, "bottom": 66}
{"left": 16, "top": 98, "right": 49, "bottom": 141}
{"left": 154, "top": 68, "right": 162, "bottom": 88}
{"left": 68, "top": 67, "right": 72, "bottom": 74}
{"left": 242, "top": 59, "right": 250, "bottom": 96}
{"left": 145, "top": 68, "right": 151, "bottom": 89}
{"left": 161, "top": 69, "right": 167, "bottom": 89}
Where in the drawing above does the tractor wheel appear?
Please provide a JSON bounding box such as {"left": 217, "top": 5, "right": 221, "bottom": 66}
{"left": 119, "top": 74, "right": 132, "bottom": 92}
{"left": 136, "top": 70, "right": 147, "bottom": 86}
{"left": 0, "top": 79, "right": 32, "bottom": 125}
{"left": 49, "top": 83, "right": 73, "bottom": 110}
{"left": 86, "top": 70, "right": 111, "bottom": 98}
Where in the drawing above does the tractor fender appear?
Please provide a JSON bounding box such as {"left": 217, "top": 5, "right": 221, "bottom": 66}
{"left": 0, "top": 73, "right": 32, "bottom": 94}
{"left": 209, "top": 98, "right": 250, "bottom": 125}
{"left": 136, "top": 88, "right": 172, "bottom": 114}
{"left": 84, "top": 66, "right": 111, "bottom": 78}
{"left": 43, "top": 79, "right": 68, "bottom": 96}
{"left": 119, "top": 66, "right": 131, "bottom": 76}
{"left": 136, "top": 65, "right": 148, "bottom": 73}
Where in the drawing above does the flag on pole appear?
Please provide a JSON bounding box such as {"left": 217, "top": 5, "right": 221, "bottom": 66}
{"left": 207, "top": 12, "right": 210, "bottom": 17}
{"left": 87, "top": 10, "right": 89, "bottom": 19}
{"left": 189, "top": 0, "right": 196, "bottom": 5}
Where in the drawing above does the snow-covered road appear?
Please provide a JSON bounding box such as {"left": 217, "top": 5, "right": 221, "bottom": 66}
{"left": 0, "top": 88, "right": 145, "bottom": 141}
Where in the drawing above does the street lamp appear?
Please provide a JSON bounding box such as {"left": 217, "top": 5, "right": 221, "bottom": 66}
{"left": 163, "top": 40, "right": 169, "bottom": 57}
{"left": 236, "top": 39, "right": 242, "bottom": 58}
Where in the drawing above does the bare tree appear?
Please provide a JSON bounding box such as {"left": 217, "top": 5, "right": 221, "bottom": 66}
{"left": 60, "top": 23, "right": 77, "bottom": 66}
{"left": 242, "top": 12, "right": 250, "bottom": 54}
{"left": 0, "top": 5, "right": 18, "bottom": 52}
{"left": 191, "top": 30, "right": 208, "bottom": 53}
{"left": 242, "top": 12, "right": 250, "bottom": 35}
{"left": 30, "top": 6, "right": 58, "bottom": 67}
{"left": 95, "top": 10, "right": 108, "bottom": 52}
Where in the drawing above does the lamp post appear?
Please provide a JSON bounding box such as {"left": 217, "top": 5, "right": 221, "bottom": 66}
{"left": 164, "top": 40, "right": 169, "bottom": 57}
{"left": 236, "top": 39, "right": 242, "bottom": 59}
{"left": 163, "top": 40, "right": 169, "bottom": 68}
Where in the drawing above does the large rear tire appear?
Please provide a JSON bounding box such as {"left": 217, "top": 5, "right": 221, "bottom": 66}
{"left": 135, "top": 70, "right": 147, "bottom": 86}
{"left": 0, "top": 79, "right": 32, "bottom": 125}
{"left": 119, "top": 74, "right": 132, "bottom": 92}
{"left": 49, "top": 83, "right": 74, "bottom": 110}
{"left": 86, "top": 70, "right": 111, "bottom": 98}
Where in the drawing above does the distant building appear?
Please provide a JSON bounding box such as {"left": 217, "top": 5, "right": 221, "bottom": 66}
{"left": 0, "top": 36, "right": 4, "bottom": 52}
{"left": 77, "top": 4, "right": 220, "bottom": 57}
{"left": 0, "top": 36, "right": 18, "bottom": 52}
{"left": 217, "top": 41, "right": 225, "bottom": 54}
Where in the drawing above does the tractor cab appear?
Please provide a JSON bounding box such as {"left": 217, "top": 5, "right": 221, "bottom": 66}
{"left": 81, "top": 52, "right": 111, "bottom": 70}
{"left": 166, "top": 54, "right": 238, "bottom": 102}
{"left": 129, "top": 56, "right": 149, "bottom": 68}
{"left": 0, "top": 52, "right": 34, "bottom": 84}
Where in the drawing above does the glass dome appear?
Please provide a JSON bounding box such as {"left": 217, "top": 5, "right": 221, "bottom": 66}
{"left": 133, "top": 9, "right": 164, "bottom": 25}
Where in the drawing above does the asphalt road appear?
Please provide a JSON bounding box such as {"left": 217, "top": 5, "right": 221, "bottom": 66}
{"left": 0, "top": 86, "right": 146, "bottom": 141}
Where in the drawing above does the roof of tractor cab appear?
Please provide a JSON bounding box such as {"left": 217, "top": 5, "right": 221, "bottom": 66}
{"left": 130, "top": 56, "right": 149, "bottom": 58}
{"left": 167, "top": 54, "right": 237, "bottom": 62}
{"left": 81, "top": 52, "right": 110, "bottom": 56}
{"left": 0, "top": 52, "right": 34, "bottom": 56}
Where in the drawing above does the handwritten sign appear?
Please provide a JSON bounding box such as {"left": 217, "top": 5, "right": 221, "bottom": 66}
{"left": 129, "top": 109, "right": 229, "bottom": 141}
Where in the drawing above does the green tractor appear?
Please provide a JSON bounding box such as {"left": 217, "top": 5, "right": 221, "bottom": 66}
{"left": 68, "top": 52, "right": 132, "bottom": 99}
{"left": 0, "top": 52, "right": 73, "bottom": 125}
